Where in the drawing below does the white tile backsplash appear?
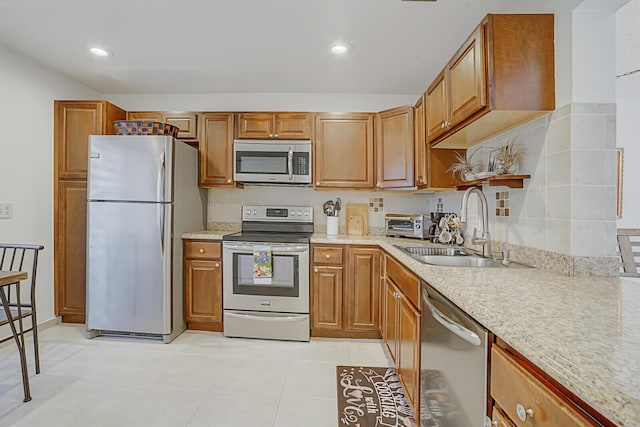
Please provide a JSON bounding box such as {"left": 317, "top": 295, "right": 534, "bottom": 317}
{"left": 572, "top": 220, "right": 604, "bottom": 257}
{"left": 572, "top": 114, "right": 606, "bottom": 149}
{"left": 546, "top": 186, "right": 572, "bottom": 220}
{"left": 546, "top": 219, "right": 572, "bottom": 254}
{"left": 572, "top": 186, "right": 605, "bottom": 220}
{"left": 547, "top": 115, "right": 571, "bottom": 154}
{"left": 573, "top": 150, "right": 605, "bottom": 185}
{"left": 547, "top": 151, "right": 572, "bottom": 186}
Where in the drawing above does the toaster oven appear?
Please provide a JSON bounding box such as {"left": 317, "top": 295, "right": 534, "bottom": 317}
{"left": 384, "top": 214, "right": 429, "bottom": 240}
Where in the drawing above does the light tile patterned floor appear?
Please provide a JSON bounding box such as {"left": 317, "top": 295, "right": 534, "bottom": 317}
{"left": 0, "top": 324, "right": 391, "bottom": 427}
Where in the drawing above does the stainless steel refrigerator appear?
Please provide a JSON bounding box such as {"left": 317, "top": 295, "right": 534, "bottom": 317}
{"left": 86, "top": 135, "right": 206, "bottom": 343}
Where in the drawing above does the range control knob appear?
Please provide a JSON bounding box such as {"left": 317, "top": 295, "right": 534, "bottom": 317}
{"left": 304, "top": 211, "right": 310, "bottom": 216}
{"left": 252, "top": 209, "right": 258, "bottom": 215}
{"left": 245, "top": 209, "right": 251, "bottom": 215}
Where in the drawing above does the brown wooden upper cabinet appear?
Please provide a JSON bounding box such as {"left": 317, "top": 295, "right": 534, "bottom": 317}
{"left": 56, "top": 101, "right": 125, "bottom": 180}
{"left": 198, "top": 113, "right": 235, "bottom": 187}
{"left": 376, "top": 106, "right": 415, "bottom": 189}
{"left": 126, "top": 111, "right": 198, "bottom": 140}
{"left": 314, "top": 113, "right": 375, "bottom": 189}
{"left": 236, "top": 112, "right": 312, "bottom": 139}
{"left": 414, "top": 95, "right": 428, "bottom": 188}
{"left": 428, "top": 14, "right": 555, "bottom": 148}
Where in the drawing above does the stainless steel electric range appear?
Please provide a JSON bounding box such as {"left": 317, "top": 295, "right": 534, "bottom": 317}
{"left": 222, "top": 205, "right": 313, "bottom": 342}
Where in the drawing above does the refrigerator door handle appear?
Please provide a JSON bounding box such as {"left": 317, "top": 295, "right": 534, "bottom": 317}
{"left": 158, "top": 204, "right": 165, "bottom": 254}
{"left": 157, "top": 151, "right": 166, "bottom": 202}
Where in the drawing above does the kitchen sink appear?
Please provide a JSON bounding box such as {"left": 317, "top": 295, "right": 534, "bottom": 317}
{"left": 394, "top": 245, "right": 511, "bottom": 268}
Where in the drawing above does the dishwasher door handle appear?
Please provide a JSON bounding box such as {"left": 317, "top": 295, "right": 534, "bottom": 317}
{"left": 423, "top": 289, "right": 481, "bottom": 346}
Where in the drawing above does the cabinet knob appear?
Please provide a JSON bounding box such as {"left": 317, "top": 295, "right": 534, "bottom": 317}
{"left": 274, "top": 134, "right": 279, "bottom": 138}
{"left": 491, "top": 422, "right": 498, "bottom": 427}
{"left": 325, "top": 254, "right": 331, "bottom": 259}
{"left": 316, "top": 182, "right": 320, "bottom": 185}
{"left": 269, "top": 133, "right": 274, "bottom": 138}
{"left": 376, "top": 182, "right": 381, "bottom": 188}
{"left": 515, "top": 403, "right": 534, "bottom": 421}
{"left": 215, "top": 262, "right": 220, "bottom": 268}
{"left": 441, "top": 123, "right": 445, "bottom": 129}
{"left": 227, "top": 179, "right": 232, "bottom": 183}
{"left": 314, "top": 268, "right": 318, "bottom": 273}
{"left": 199, "top": 248, "right": 205, "bottom": 253}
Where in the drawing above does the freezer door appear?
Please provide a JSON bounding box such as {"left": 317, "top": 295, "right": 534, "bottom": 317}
{"left": 87, "top": 201, "right": 172, "bottom": 335}
{"left": 88, "top": 135, "right": 173, "bottom": 202}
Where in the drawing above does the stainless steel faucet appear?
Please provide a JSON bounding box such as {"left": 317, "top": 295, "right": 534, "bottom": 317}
{"left": 460, "top": 187, "right": 492, "bottom": 257}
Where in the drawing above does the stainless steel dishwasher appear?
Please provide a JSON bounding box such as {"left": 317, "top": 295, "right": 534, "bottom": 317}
{"left": 420, "top": 283, "right": 489, "bottom": 427}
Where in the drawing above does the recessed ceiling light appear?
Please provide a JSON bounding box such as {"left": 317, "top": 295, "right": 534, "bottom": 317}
{"left": 89, "top": 47, "right": 112, "bottom": 57}
{"left": 330, "top": 43, "right": 350, "bottom": 55}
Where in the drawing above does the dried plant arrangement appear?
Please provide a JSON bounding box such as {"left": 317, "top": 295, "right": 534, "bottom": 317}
{"left": 447, "top": 151, "right": 478, "bottom": 181}
{"left": 493, "top": 138, "right": 524, "bottom": 174}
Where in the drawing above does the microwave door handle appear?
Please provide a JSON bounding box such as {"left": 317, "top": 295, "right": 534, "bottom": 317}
{"left": 288, "top": 147, "right": 294, "bottom": 181}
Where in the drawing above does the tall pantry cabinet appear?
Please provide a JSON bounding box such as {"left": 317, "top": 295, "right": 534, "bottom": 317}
{"left": 54, "top": 101, "right": 126, "bottom": 323}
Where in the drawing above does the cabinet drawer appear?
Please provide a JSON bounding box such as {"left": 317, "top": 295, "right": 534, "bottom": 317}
{"left": 491, "top": 346, "right": 591, "bottom": 427}
{"left": 184, "top": 241, "right": 221, "bottom": 260}
{"left": 385, "top": 256, "right": 420, "bottom": 309}
{"left": 313, "top": 246, "right": 344, "bottom": 265}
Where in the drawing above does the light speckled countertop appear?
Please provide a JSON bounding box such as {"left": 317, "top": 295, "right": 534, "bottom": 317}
{"left": 184, "top": 230, "right": 640, "bottom": 426}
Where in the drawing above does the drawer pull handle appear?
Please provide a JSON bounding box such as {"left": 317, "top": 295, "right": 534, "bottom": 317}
{"left": 325, "top": 254, "right": 331, "bottom": 259}
{"left": 215, "top": 262, "right": 220, "bottom": 268}
{"left": 516, "top": 403, "right": 534, "bottom": 421}
{"left": 314, "top": 268, "right": 318, "bottom": 273}
{"left": 199, "top": 248, "right": 205, "bottom": 253}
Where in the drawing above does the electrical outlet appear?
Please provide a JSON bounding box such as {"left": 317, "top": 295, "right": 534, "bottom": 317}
{"left": 0, "top": 203, "right": 13, "bottom": 219}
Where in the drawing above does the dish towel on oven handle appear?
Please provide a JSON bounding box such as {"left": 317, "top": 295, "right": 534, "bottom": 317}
{"left": 253, "top": 245, "right": 273, "bottom": 285}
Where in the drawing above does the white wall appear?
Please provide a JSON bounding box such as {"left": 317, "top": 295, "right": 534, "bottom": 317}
{"left": 0, "top": 44, "right": 101, "bottom": 323}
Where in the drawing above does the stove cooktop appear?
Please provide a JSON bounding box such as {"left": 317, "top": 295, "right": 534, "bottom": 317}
{"left": 222, "top": 231, "right": 312, "bottom": 244}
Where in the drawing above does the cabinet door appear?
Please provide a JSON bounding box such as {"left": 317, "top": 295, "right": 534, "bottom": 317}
{"left": 55, "top": 102, "right": 104, "bottom": 180}
{"left": 414, "top": 95, "right": 427, "bottom": 188}
{"left": 312, "top": 266, "right": 343, "bottom": 330}
{"left": 383, "top": 279, "right": 399, "bottom": 364}
{"left": 398, "top": 293, "right": 421, "bottom": 414}
{"left": 236, "top": 113, "right": 273, "bottom": 139}
{"left": 199, "top": 113, "right": 235, "bottom": 187}
{"left": 55, "top": 180, "right": 87, "bottom": 322}
{"left": 184, "top": 259, "right": 222, "bottom": 323}
{"left": 492, "top": 406, "right": 517, "bottom": 427}
{"left": 426, "top": 71, "right": 448, "bottom": 143}
{"left": 448, "top": 25, "right": 487, "bottom": 127}
{"left": 314, "top": 113, "right": 374, "bottom": 189}
{"left": 126, "top": 111, "right": 164, "bottom": 122}
{"left": 346, "top": 247, "right": 379, "bottom": 331}
{"left": 163, "top": 112, "right": 198, "bottom": 139}
{"left": 376, "top": 106, "right": 415, "bottom": 189}
{"left": 274, "top": 113, "right": 312, "bottom": 139}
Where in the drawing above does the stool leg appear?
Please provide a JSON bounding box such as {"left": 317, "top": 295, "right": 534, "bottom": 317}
{"left": 0, "top": 288, "right": 31, "bottom": 402}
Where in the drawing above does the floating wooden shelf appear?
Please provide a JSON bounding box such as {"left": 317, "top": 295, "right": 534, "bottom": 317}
{"left": 456, "top": 174, "right": 531, "bottom": 190}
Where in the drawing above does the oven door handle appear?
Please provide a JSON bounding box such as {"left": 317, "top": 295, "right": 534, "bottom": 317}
{"left": 423, "top": 289, "right": 481, "bottom": 346}
{"left": 223, "top": 243, "right": 309, "bottom": 253}
{"left": 225, "top": 312, "right": 308, "bottom": 322}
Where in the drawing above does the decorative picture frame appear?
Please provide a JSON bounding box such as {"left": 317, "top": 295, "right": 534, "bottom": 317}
{"left": 617, "top": 148, "right": 624, "bottom": 219}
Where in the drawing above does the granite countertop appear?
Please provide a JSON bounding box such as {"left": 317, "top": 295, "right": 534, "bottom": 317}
{"left": 185, "top": 230, "right": 640, "bottom": 426}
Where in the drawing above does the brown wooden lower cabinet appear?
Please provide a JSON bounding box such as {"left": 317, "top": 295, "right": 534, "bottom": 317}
{"left": 492, "top": 406, "right": 517, "bottom": 427}
{"left": 311, "top": 244, "right": 380, "bottom": 338}
{"left": 382, "top": 261, "right": 421, "bottom": 418}
{"left": 183, "top": 240, "right": 223, "bottom": 331}
{"left": 491, "top": 345, "right": 593, "bottom": 427}
{"left": 55, "top": 180, "right": 88, "bottom": 323}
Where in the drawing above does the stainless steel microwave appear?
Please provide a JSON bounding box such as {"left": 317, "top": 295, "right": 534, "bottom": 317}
{"left": 233, "top": 139, "right": 312, "bottom": 184}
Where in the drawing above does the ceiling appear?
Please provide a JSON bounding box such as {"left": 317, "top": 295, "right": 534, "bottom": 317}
{"left": 0, "top": 0, "right": 586, "bottom": 95}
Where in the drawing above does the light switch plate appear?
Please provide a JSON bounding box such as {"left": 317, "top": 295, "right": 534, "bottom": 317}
{"left": 0, "top": 202, "right": 13, "bottom": 219}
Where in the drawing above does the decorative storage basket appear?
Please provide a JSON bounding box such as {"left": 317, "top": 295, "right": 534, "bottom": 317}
{"left": 113, "top": 121, "right": 179, "bottom": 138}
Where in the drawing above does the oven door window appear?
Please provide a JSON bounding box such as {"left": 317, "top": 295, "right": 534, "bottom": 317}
{"left": 236, "top": 151, "right": 289, "bottom": 175}
{"left": 232, "top": 253, "right": 299, "bottom": 297}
